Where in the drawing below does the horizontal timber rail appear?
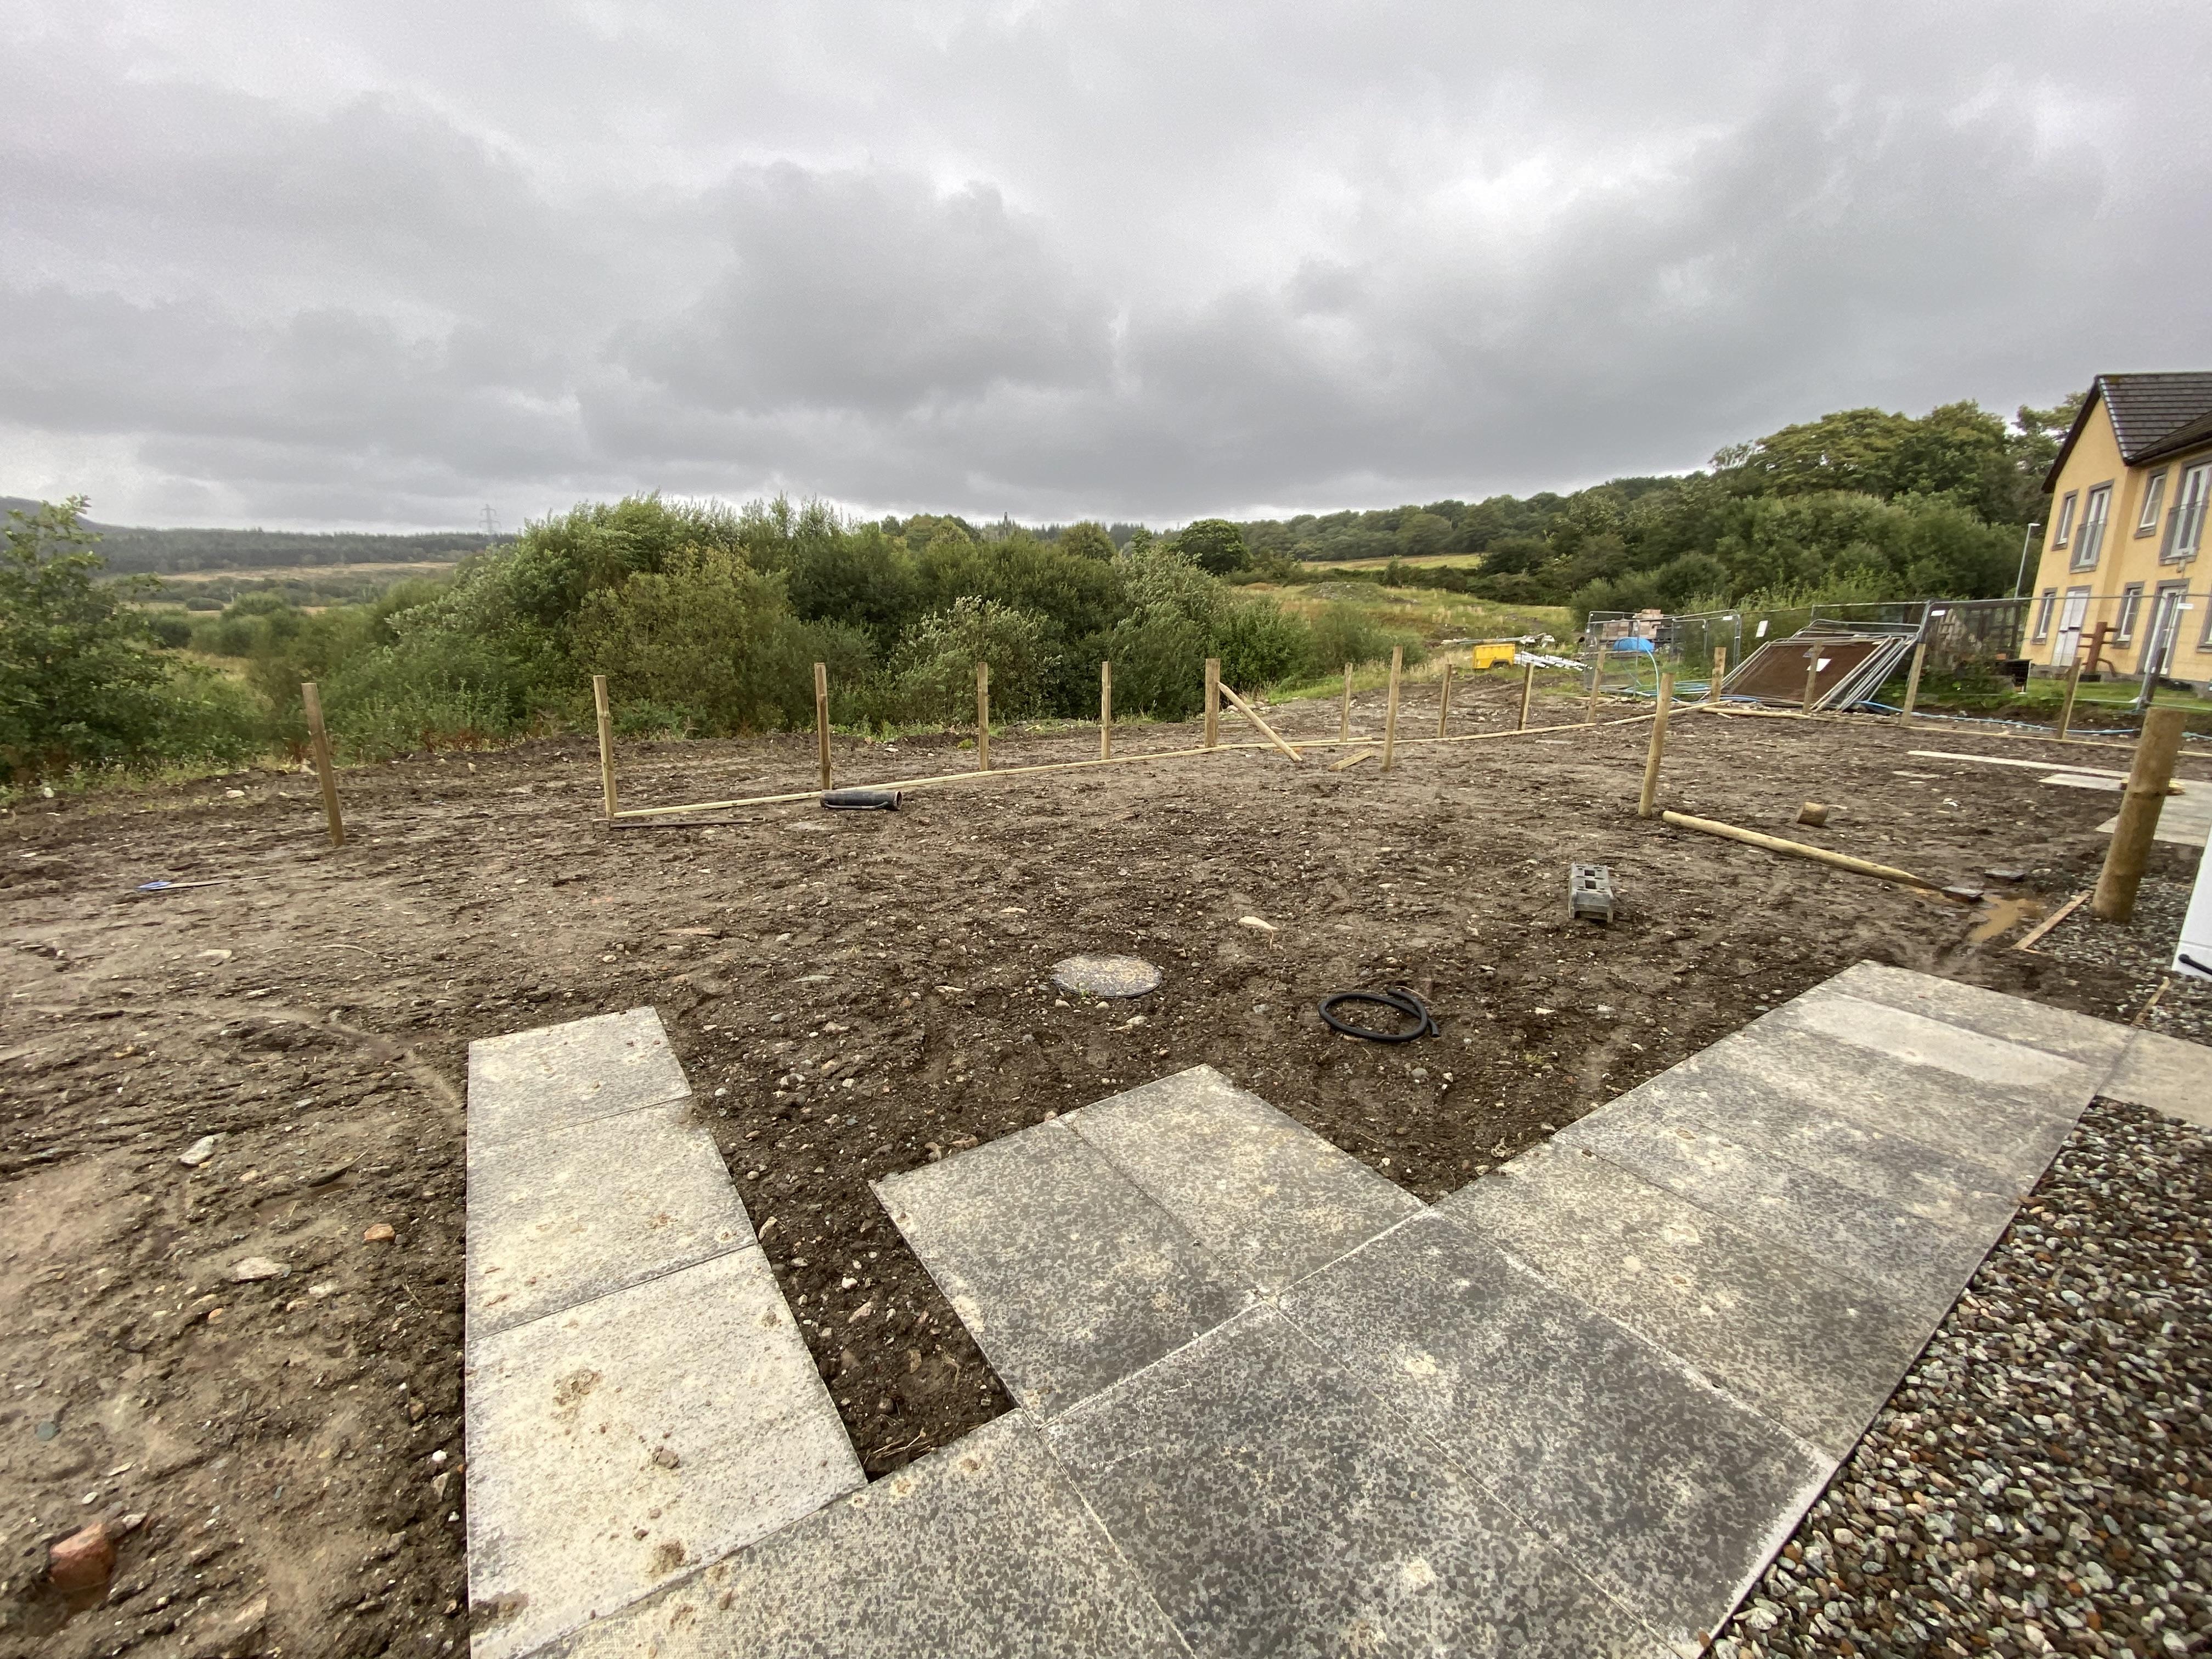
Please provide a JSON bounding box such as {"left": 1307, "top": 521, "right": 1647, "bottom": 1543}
{"left": 606, "top": 706, "right": 1686, "bottom": 822}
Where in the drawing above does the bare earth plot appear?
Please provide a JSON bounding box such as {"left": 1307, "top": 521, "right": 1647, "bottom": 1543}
{"left": 2, "top": 678, "right": 2207, "bottom": 1654}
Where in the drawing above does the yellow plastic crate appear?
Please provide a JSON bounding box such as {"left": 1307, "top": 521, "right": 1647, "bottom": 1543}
{"left": 1470, "top": 642, "right": 1518, "bottom": 670}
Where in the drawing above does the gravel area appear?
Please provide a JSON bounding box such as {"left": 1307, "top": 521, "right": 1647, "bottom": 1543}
{"left": 1717, "top": 1098, "right": 2212, "bottom": 1659}
{"left": 2032, "top": 870, "right": 2212, "bottom": 1047}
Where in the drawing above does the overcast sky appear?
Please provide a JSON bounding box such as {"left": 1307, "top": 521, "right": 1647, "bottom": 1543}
{"left": 4, "top": 1, "right": 2208, "bottom": 531}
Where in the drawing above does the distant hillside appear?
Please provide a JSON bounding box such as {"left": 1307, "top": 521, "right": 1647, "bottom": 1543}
{"left": 1, "top": 497, "right": 505, "bottom": 574}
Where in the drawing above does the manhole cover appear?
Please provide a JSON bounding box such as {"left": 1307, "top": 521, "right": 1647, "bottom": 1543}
{"left": 1051, "top": 954, "right": 1163, "bottom": 999}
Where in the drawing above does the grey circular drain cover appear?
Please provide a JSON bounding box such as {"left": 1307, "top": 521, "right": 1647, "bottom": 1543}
{"left": 1051, "top": 953, "right": 1163, "bottom": 998}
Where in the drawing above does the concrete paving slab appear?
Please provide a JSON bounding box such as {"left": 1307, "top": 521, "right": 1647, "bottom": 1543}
{"left": 1582, "top": 1056, "right": 2020, "bottom": 1242}
{"left": 1703, "top": 1022, "right": 2082, "bottom": 1189}
{"left": 466, "top": 1101, "right": 754, "bottom": 1339}
{"left": 469, "top": 1009, "right": 691, "bottom": 1148}
{"left": 465, "top": 1247, "right": 861, "bottom": 1659}
{"left": 2101, "top": 1030, "right": 2212, "bottom": 1129}
{"left": 1821, "top": 962, "right": 2135, "bottom": 1069}
{"left": 1554, "top": 1109, "right": 1990, "bottom": 1321}
{"left": 1048, "top": 1305, "right": 1661, "bottom": 1659}
{"left": 2095, "top": 783, "right": 2212, "bottom": 848}
{"left": 1067, "top": 1065, "right": 1423, "bottom": 1295}
{"left": 876, "top": 1120, "right": 1254, "bottom": 1417}
{"left": 1280, "top": 1212, "right": 1827, "bottom": 1654}
{"left": 1774, "top": 992, "right": 2096, "bottom": 1097}
{"left": 545, "top": 1413, "right": 1186, "bottom": 1659}
{"left": 1436, "top": 1143, "right": 1927, "bottom": 1458}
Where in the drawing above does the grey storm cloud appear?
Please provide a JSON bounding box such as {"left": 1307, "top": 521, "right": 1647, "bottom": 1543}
{"left": 2, "top": 0, "right": 2208, "bottom": 529}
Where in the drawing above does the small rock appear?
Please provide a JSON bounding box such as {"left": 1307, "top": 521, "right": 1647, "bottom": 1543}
{"left": 1984, "top": 867, "right": 2028, "bottom": 883}
{"left": 1236, "top": 916, "right": 1278, "bottom": 933}
{"left": 48, "top": 1522, "right": 116, "bottom": 1593}
{"left": 1797, "top": 802, "right": 1831, "bottom": 827}
{"left": 178, "top": 1135, "right": 220, "bottom": 1167}
{"left": 229, "top": 1257, "right": 288, "bottom": 1283}
{"left": 307, "top": 1282, "right": 337, "bottom": 1298}
{"left": 650, "top": 1446, "right": 681, "bottom": 1470}
{"left": 224, "top": 788, "right": 246, "bottom": 799}
{"left": 197, "top": 949, "right": 233, "bottom": 963}
{"left": 362, "top": 1223, "right": 396, "bottom": 1244}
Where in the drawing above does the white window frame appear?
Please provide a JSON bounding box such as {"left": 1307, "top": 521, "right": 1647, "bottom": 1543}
{"left": 2052, "top": 490, "right": 2078, "bottom": 548}
{"left": 2199, "top": 590, "right": 2212, "bottom": 651}
{"left": 2056, "top": 586, "right": 2092, "bottom": 665}
{"left": 2136, "top": 470, "right": 2169, "bottom": 535}
{"left": 2071, "top": 483, "right": 2112, "bottom": 571}
{"left": 2114, "top": 582, "right": 2143, "bottom": 644}
{"left": 2162, "top": 462, "right": 2209, "bottom": 564}
{"left": 2032, "top": 588, "right": 2057, "bottom": 641}
{"left": 2145, "top": 582, "right": 2189, "bottom": 675}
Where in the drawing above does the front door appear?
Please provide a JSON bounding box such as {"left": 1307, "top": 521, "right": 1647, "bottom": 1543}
{"left": 2144, "top": 582, "right": 2190, "bottom": 676}
{"left": 2055, "top": 587, "right": 2092, "bottom": 666}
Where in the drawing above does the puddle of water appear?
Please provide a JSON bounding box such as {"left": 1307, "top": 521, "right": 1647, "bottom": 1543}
{"left": 1968, "top": 893, "right": 2045, "bottom": 946}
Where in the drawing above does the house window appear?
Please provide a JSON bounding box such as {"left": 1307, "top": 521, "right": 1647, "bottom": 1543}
{"left": 2071, "top": 484, "right": 2112, "bottom": 571}
{"left": 2052, "top": 491, "right": 2079, "bottom": 547}
{"left": 2057, "top": 587, "right": 2092, "bottom": 664}
{"left": 2114, "top": 583, "right": 2143, "bottom": 643}
{"left": 2200, "top": 592, "right": 2212, "bottom": 651}
{"left": 2163, "top": 462, "right": 2209, "bottom": 563}
{"left": 2032, "top": 588, "right": 2057, "bottom": 641}
{"left": 2137, "top": 470, "right": 2169, "bottom": 535}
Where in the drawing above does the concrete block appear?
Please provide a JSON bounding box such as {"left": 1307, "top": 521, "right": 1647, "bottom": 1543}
{"left": 1437, "top": 1143, "right": 1926, "bottom": 1458}
{"left": 876, "top": 1119, "right": 1254, "bottom": 1417}
{"left": 1556, "top": 1109, "right": 1992, "bottom": 1321}
{"left": 1048, "top": 1306, "right": 1659, "bottom": 1659}
{"left": 1067, "top": 1065, "right": 1423, "bottom": 1294}
{"left": 466, "top": 1101, "right": 754, "bottom": 1339}
{"left": 546, "top": 1413, "right": 1184, "bottom": 1659}
{"left": 1281, "top": 1212, "right": 1829, "bottom": 1654}
{"left": 2102, "top": 1030, "right": 2212, "bottom": 1129}
{"left": 465, "top": 1248, "right": 861, "bottom": 1659}
{"left": 1776, "top": 992, "right": 2096, "bottom": 1097}
{"left": 1821, "top": 962, "right": 2134, "bottom": 1069}
{"left": 469, "top": 1009, "right": 691, "bottom": 1149}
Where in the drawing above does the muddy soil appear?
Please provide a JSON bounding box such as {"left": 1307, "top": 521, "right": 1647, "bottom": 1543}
{"left": 3, "top": 679, "right": 2205, "bottom": 1656}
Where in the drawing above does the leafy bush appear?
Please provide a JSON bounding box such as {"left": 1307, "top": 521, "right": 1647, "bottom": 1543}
{"left": 890, "top": 598, "right": 1056, "bottom": 724}
{"left": 1305, "top": 601, "right": 1398, "bottom": 671}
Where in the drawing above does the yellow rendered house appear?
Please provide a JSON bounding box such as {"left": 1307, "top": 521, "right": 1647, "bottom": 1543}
{"left": 2024, "top": 373, "right": 2212, "bottom": 692}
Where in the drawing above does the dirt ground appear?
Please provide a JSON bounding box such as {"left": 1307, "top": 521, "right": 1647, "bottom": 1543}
{"left": 4, "top": 676, "right": 2207, "bottom": 1657}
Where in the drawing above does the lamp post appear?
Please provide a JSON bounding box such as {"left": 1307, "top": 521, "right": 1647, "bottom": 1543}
{"left": 2012, "top": 521, "right": 2044, "bottom": 598}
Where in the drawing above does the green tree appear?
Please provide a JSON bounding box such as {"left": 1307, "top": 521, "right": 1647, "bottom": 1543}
{"left": 1058, "top": 521, "right": 1117, "bottom": 562}
{"left": 1175, "top": 518, "right": 1249, "bottom": 575}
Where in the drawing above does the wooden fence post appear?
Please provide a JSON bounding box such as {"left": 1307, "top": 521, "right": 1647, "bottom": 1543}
{"left": 1801, "top": 647, "right": 1822, "bottom": 715}
{"left": 1516, "top": 662, "right": 1536, "bottom": 731}
{"left": 2092, "top": 707, "right": 2186, "bottom": 923}
{"left": 814, "top": 662, "right": 831, "bottom": 789}
{"left": 1340, "top": 666, "right": 1352, "bottom": 741}
{"left": 1637, "top": 671, "right": 1677, "bottom": 819}
{"left": 1584, "top": 646, "right": 1607, "bottom": 724}
{"left": 2055, "top": 656, "right": 2083, "bottom": 740}
{"left": 1897, "top": 641, "right": 1928, "bottom": 729}
{"left": 1436, "top": 663, "right": 1454, "bottom": 737}
{"left": 1381, "top": 647, "right": 1403, "bottom": 771}
{"left": 975, "top": 661, "right": 990, "bottom": 772}
{"left": 1203, "top": 658, "right": 1220, "bottom": 749}
{"left": 300, "top": 681, "right": 345, "bottom": 848}
{"left": 1099, "top": 661, "right": 1113, "bottom": 759}
{"left": 1707, "top": 645, "right": 1728, "bottom": 703}
{"left": 591, "top": 673, "right": 617, "bottom": 821}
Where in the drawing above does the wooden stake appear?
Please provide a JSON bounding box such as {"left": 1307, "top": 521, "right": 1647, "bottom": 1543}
{"left": 1436, "top": 663, "right": 1454, "bottom": 737}
{"left": 1203, "top": 658, "right": 1220, "bottom": 749}
{"left": 591, "top": 672, "right": 617, "bottom": 821}
{"left": 2092, "top": 706, "right": 2186, "bottom": 924}
{"left": 1585, "top": 646, "right": 1607, "bottom": 724}
{"left": 1897, "top": 641, "right": 1927, "bottom": 729}
{"left": 1661, "top": 810, "right": 1948, "bottom": 893}
{"left": 1516, "top": 662, "right": 1536, "bottom": 731}
{"left": 1381, "top": 647, "right": 1403, "bottom": 771}
{"left": 1636, "top": 670, "right": 1676, "bottom": 818}
{"left": 2014, "top": 890, "right": 2087, "bottom": 953}
{"left": 1707, "top": 645, "right": 1728, "bottom": 703}
{"left": 300, "top": 680, "right": 345, "bottom": 848}
{"left": 1339, "top": 665, "right": 1352, "bottom": 741}
{"left": 1329, "top": 750, "right": 1375, "bottom": 772}
{"left": 1801, "top": 646, "right": 1822, "bottom": 715}
{"left": 814, "top": 662, "right": 832, "bottom": 789}
{"left": 975, "top": 661, "right": 990, "bottom": 772}
{"left": 1099, "top": 661, "right": 1113, "bottom": 759}
{"left": 1218, "top": 683, "right": 1303, "bottom": 763}
{"left": 2055, "top": 656, "right": 2083, "bottom": 741}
